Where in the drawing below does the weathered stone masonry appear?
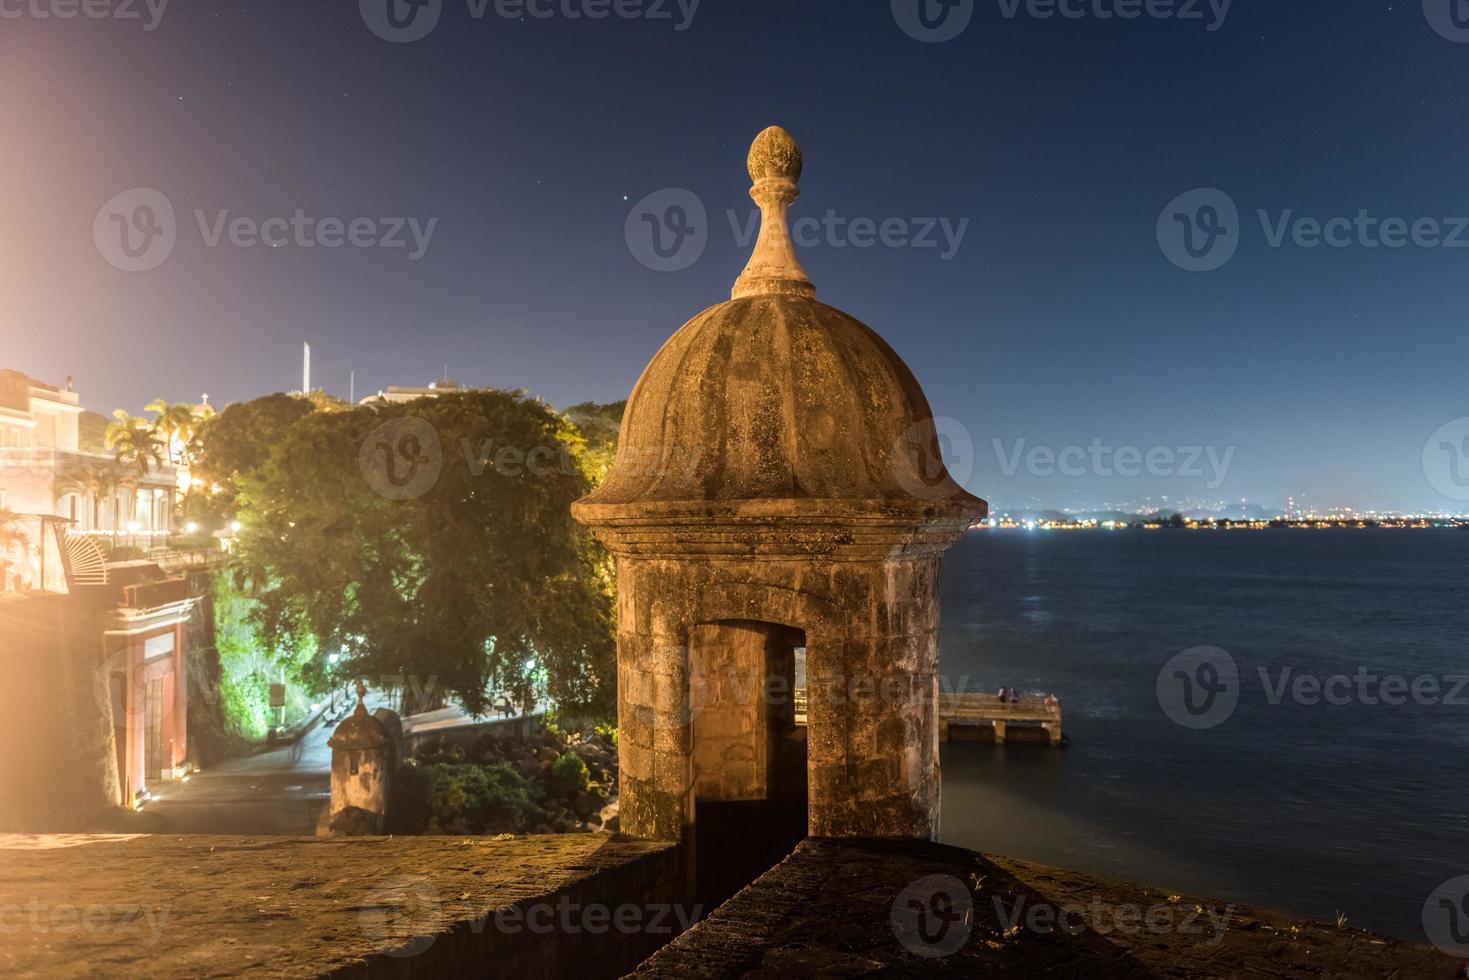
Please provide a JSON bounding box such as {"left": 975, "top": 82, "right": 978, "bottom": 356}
{"left": 574, "top": 127, "right": 988, "bottom": 854}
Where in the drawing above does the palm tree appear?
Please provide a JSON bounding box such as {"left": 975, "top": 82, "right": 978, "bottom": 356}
{"left": 106, "top": 410, "right": 165, "bottom": 476}
{"left": 145, "top": 399, "right": 197, "bottom": 466}
{"left": 105, "top": 412, "right": 164, "bottom": 547}
{"left": 56, "top": 459, "right": 123, "bottom": 545}
{"left": 0, "top": 509, "right": 29, "bottom": 592}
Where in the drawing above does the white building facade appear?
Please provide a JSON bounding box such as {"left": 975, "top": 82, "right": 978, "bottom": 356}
{"left": 0, "top": 371, "right": 177, "bottom": 592}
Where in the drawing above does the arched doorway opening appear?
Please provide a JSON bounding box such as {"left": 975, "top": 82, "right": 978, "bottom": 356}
{"left": 689, "top": 620, "right": 808, "bottom": 908}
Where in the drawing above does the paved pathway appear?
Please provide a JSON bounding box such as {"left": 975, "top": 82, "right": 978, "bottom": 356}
{"left": 143, "top": 695, "right": 526, "bottom": 834}
{"left": 144, "top": 709, "right": 343, "bottom": 835}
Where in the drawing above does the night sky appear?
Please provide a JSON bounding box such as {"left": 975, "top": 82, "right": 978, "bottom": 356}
{"left": 4, "top": 1, "right": 1467, "bottom": 512}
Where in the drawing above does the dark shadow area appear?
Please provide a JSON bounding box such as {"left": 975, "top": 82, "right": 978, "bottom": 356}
{"left": 689, "top": 620, "right": 808, "bottom": 910}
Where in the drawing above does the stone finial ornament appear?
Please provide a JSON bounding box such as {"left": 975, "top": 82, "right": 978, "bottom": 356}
{"left": 732, "top": 126, "right": 816, "bottom": 301}
{"left": 746, "top": 125, "right": 803, "bottom": 181}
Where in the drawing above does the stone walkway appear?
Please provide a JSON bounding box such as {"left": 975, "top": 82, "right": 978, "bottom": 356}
{"left": 143, "top": 712, "right": 338, "bottom": 835}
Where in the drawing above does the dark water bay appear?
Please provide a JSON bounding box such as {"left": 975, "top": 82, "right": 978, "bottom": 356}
{"left": 937, "top": 528, "right": 1469, "bottom": 940}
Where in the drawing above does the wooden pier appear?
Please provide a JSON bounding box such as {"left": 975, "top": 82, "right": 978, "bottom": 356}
{"left": 793, "top": 690, "right": 1063, "bottom": 746}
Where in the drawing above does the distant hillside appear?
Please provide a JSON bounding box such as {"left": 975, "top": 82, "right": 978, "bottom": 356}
{"left": 79, "top": 411, "right": 110, "bottom": 453}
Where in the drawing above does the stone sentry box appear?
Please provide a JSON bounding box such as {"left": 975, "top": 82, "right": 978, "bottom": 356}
{"left": 573, "top": 127, "right": 986, "bottom": 873}
{"left": 327, "top": 681, "right": 402, "bottom": 835}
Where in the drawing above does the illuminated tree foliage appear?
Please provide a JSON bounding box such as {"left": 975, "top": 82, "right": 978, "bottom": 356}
{"left": 228, "top": 391, "right": 616, "bottom": 718}
{"left": 186, "top": 393, "right": 317, "bottom": 529}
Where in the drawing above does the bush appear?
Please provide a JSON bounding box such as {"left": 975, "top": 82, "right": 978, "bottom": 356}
{"left": 548, "top": 752, "right": 590, "bottom": 798}
{"left": 414, "top": 737, "right": 466, "bottom": 766}
{"left": 421, "top": 762, "right": 543, "bottom": 835}
{"left": 593, "top": 721, "right": 618, "bottom": 747}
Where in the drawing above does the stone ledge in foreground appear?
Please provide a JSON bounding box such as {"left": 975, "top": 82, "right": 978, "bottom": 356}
{"left": 0, "top": 833, "right": 681, "bottom": 979}
{"left": 627, "top": 837, "right": 1466, "bottom": 979}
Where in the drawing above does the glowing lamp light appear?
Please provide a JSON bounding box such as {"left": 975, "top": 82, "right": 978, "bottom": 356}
{"left": 230, "top": 521, "right": 242, "bottom": 533}
{"left": 186, "top": 522, "right": 199, "bottom": 534}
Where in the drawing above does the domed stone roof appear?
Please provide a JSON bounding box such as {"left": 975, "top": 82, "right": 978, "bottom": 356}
{"left": 328, "top": 685, "right": 390, "bottom": 750}
{"left": 573, "top": 128, "right": 985, "bottom": 544}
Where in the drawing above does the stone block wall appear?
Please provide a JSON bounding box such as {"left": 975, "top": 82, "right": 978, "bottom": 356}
{"left": 614, "top": 552, "right": 943, "bottom": 845}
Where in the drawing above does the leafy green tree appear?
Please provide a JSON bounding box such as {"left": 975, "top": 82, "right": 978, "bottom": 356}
{"left": 234, "top": 390, "right": 615, "bottom": 717}
{"left": 186, "top": 393, "right": 316, "bottom": 529}
{"left": 562, "top": 401, "right": 625, "bottom": 485}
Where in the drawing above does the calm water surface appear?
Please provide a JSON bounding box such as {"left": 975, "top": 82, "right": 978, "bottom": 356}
{"left": 937, "top": 528, "right": 1469, "bottom": 940}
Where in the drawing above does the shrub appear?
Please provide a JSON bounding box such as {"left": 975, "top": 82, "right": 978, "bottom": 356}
{"left": 421, "top": 762, "right": 543, "bottom": 835}
{"left": 548, "top": 752, "right": 590, "bottom": 798}
{"left": 414, "top": 737, "right": 466, "bottom": 766}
